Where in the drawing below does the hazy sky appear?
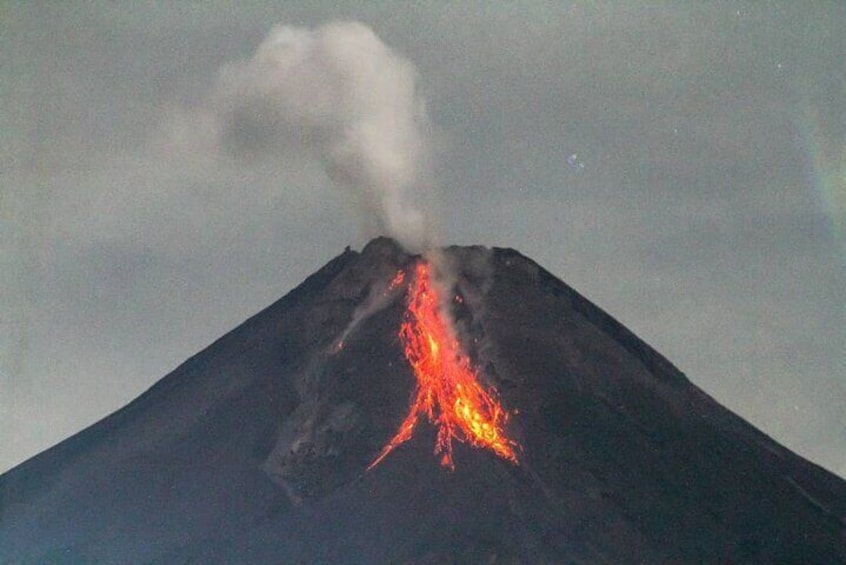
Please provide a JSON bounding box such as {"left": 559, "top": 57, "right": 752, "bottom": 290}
{"left": 2, "top": 2, "right": 844, "bottom": 478}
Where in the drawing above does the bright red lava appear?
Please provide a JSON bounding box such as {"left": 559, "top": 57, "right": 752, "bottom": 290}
{"left": 368, "top": 260, "right": 519, "bottom": 470}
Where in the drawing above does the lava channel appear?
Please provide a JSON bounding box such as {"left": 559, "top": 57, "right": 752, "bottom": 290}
{"left": 368, "top": 260, "right": 520, "bottom": 470}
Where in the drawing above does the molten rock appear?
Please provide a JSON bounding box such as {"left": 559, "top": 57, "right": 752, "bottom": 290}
{"left": 369, "top": 259, "right": 519, "bottom": 471}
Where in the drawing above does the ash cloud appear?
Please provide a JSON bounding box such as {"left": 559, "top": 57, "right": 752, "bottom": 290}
{"left": 169, "top": 22, "right": 432, "bottom": 251}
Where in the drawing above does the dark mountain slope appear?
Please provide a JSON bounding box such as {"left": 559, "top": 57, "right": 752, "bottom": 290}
{"left": 2, "top": 238, "right": 844, "bottom": 563}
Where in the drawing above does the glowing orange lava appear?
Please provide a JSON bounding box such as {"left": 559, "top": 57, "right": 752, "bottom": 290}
{"left": 368, "top": 260, "right": 519, "bottom": 470}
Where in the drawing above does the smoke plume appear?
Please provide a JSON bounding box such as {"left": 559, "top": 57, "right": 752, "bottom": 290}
{"left": 208, "top": 21, "right": 431, "bottom": 251}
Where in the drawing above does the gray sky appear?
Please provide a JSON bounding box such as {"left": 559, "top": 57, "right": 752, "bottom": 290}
{"left": 2, "top": 2, "right": 844, "bottom": 477}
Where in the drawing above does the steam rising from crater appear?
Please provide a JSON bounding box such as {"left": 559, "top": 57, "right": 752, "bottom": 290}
{"left": 209, "top": 22, "right": 431, "bottom": 251}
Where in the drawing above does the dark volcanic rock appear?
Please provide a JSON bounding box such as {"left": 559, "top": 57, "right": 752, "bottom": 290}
{"left": 2, "top": 238, "right": 844, "bottom": 563}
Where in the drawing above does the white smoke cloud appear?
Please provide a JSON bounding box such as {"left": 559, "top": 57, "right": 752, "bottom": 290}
{"left": 168, "top": 21, "right": 432, "bottom": 251}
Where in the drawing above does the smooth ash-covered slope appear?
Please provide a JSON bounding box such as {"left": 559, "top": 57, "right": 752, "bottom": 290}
{"left": 2, "top": 238, "right": 844, "bottom": 563}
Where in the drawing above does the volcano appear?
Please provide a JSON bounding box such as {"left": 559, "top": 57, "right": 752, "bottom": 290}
{"left": 2, "top": 238, "right": 845, "bottom": 563}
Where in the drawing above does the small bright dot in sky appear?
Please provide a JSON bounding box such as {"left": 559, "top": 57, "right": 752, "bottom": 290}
{"left": 566, "top": 153, "right": 585, "bottom": 170}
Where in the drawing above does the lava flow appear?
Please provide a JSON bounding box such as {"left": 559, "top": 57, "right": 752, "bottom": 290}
{"left": 368, "top": 260, "right": 520, "bottom": 470}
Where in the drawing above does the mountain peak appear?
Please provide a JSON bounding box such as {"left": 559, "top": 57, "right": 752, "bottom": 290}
{"left": 2, "top": 240, "right": 845, "bottom": 562}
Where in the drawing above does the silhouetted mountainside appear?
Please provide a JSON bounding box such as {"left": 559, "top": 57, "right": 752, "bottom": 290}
{"left": 2, "top": 237, "right": 844, "bottom": 563}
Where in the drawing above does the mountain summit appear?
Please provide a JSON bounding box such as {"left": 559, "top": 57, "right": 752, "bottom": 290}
{"left": 2, "top": 238, "right": 845, "bottom": 563}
